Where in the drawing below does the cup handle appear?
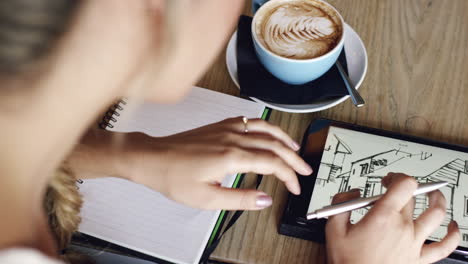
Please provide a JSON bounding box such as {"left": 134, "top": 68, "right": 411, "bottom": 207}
{"left": 252, "top": 0, "right": 269, "bottom": 14}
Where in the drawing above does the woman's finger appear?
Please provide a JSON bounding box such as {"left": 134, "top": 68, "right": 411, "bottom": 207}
{"left": 223, "top": 132, "right": 312, "bottom": 175}
{"left": 326, "top": 189, "right": 361, "bottom": 237}
{"left": 383, "top": 173, "right": 416, "bottom": 219}
{"left": 420, "top": 221, "right": 460, "bottom": 264}
{"left": 225, "top": 117, "right": 300, "bottom": 151}
{"left": 221, "top": 148, "right": 301, "bottom": 194}
{"left": 381, "top": 172, "right": 394, "bottom": 188}
{"left": 401, "top": 197, "right": 415, "bottom": 219}
{"left": 414, "top": 190, "right": 447, "bottom": 242}
{"left": 373, "top": 173, "right": 418, "bottom": 214}
{"left": 201, "top": 185, "right": 273, "bottom": 210}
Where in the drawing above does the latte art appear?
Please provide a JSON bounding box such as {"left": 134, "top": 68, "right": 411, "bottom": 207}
{"left": 257, "top": 1, "right": 342, "bottom": 59}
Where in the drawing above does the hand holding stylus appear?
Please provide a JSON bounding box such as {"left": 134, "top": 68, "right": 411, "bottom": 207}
{"left": 307, "top": 181, "right": 447, "bottom": 220}
{"left": 325, "top": 173, "right": 460, "bottom": 264}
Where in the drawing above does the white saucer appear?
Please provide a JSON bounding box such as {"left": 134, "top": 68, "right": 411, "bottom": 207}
{"left": 225, "top": 23, "right": 368, "bottom": 113}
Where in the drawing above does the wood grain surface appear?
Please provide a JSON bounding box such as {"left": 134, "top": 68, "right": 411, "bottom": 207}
{"left": 197, "top": 1, "right": 468, "bottom": 263}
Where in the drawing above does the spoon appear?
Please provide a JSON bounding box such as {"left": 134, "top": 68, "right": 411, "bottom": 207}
{"left": 336, "top": 60, "right": 365, "bottom": 107}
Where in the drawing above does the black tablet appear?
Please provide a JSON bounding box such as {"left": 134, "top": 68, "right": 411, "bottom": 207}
{"left": 279, "top": 118, "right": 468, "bottom": 262}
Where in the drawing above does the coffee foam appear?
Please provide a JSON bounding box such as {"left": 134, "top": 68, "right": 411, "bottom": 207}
{"left": 255, "top": 0, "right": 342, "bottom": 59}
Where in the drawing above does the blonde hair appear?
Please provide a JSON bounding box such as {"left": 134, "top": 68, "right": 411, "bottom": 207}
{"left": 44, "top": 166, "right": 81, "bottom": 249}
{"left": 43, "top": 166, "right": 95, "bottom": 264}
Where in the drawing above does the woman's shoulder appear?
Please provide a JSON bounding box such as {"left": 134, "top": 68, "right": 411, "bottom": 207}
{"left": 0, "top": 248, "right": 63, "bottom": 264}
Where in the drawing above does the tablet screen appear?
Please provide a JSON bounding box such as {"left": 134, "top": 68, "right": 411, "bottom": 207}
{"left": 307, "top": 126, "right": 468, "bottom": 248}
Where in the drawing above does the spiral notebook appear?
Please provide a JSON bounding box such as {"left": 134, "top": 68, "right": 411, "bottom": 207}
{"left": 77, "top": 86, "right": 268, "bottom": 264}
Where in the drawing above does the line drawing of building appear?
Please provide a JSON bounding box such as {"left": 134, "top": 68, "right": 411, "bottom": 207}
{"left": 311, "top": 132, "right": 468, "bottom": 243}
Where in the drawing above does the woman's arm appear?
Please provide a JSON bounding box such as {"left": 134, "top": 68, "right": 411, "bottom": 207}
{"left": 66, "top": 128, "right": 137, "bottom": 181}
{"left": 67, "top": 117, "right": 313, "bottom": 210}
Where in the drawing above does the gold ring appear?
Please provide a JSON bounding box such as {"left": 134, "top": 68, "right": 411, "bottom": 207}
{"left": 242, "top": 116, "right": 249, "bottom": 133}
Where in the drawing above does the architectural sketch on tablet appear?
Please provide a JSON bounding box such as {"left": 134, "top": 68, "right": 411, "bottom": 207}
{"left": 307, "top": 126, "right": 468, "bottom": 247}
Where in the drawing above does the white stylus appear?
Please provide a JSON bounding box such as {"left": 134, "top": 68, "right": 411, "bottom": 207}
{"left": 307, "top": 181, "right": 448, "bottom": 220}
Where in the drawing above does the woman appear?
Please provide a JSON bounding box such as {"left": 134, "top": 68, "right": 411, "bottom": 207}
{"left": 0, "top": 1, "right": 459, "bottom": 263}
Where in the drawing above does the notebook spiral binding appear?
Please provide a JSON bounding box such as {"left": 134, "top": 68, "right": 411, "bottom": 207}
{"left": 99, "top": 99, "right": 127, "bottom": 129}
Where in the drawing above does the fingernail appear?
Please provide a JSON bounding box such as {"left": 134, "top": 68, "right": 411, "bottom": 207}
{"left": 293, "top": 185, "right": 301, "bottom": 195}
{"left": 451, "top": 221, "right": 459, "bottom": 229}
{"left": 382, "top": 174, "right": 392, "bottom": 185}
{"left": 302, "top": 163, "right": 313, "bottom": 175}
{"left": 291, "top": 141, "right": 301, "bottom": 151}
{"left": 256, "top": 194, "right": 273, "bottom": 209}
{"left": 349, "top": 188, "right": 361, "bottom": 194}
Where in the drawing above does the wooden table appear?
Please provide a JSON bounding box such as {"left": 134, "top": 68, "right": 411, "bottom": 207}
{"left": 197, "top": 1, "right": 468, "bottom": 263}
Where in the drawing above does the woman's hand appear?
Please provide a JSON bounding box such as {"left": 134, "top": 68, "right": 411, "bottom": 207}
{"left": 325, "top": 173, "right": 460, "bottom": 264}
{"left": 126, "top": 117, "right": 312, "bottom": 210}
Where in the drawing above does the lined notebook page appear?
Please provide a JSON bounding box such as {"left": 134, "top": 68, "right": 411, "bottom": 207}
{"left": 106, "top": 86, "right": 265, "bottom": 137}
{"left": 78, "top": 87, "right": 265, "bottom": 264}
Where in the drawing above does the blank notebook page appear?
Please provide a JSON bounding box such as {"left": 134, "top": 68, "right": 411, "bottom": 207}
{"left": 78, "top": 87, "right": 265, "bottom": 264}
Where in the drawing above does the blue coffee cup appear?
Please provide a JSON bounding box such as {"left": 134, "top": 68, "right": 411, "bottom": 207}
{"left": 251, "top": 0, "right": 345, "bottom": 85}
